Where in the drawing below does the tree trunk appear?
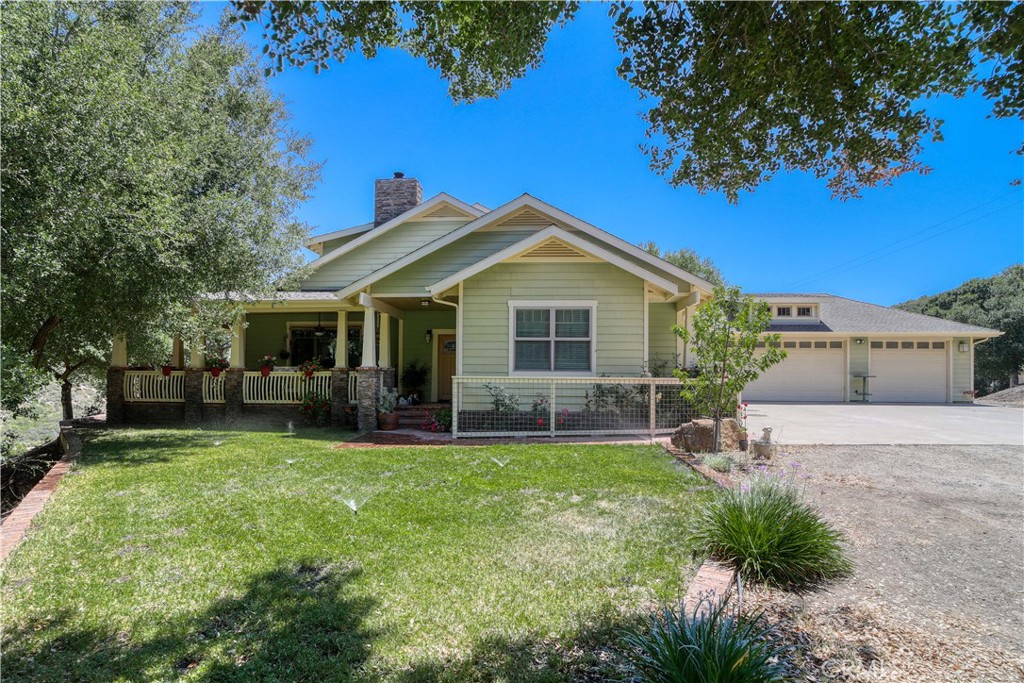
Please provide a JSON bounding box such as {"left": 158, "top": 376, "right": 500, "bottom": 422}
{"left": 61, "top": 380, "right": 74, "bottom": 420}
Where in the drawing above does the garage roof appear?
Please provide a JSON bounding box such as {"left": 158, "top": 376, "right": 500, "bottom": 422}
{"left": 751, "top": 294, "right": 1002, "bottom": 336}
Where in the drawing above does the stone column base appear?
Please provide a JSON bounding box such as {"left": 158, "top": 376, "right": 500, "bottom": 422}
{"left": 106, "top": 367, "right": 125, "bottom": 424}
{"left": 355, "top": 367, "right": 382, "bottom": 432}
{"left": 224, "top": 368, "right": 244, "bottom": 420}
{"left": 184, "top": 368, "right": 204, "bottom": 423}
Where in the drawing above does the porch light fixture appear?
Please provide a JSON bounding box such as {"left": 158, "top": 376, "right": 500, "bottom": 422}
{"left": 959, "top": 342, "right": 968, "bottom": 353}
{"left": 313, "top": 312, "right": 326, "bottom": 337}
{"left": 425, "top": 329, "right": 433, "bottom": 344}
{"left": 420, "top": 299, "right": 430, "bottom": 307}
{"left": 855, "top": 338, "right": 864, "bottom": 345}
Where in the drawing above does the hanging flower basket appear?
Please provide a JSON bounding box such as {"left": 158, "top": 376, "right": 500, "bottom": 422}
{"left": 206, "top": 356, "right": 229, "bottom": 378}
{"left": 258, "top": 355, "right": 277, "bottom": 377}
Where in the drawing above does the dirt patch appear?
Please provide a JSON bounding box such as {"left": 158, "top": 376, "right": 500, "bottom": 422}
{"left": 977, "top": 385, "right": 1024, "bottom": 407}
{"left": 745, "top": 588, "right": 1024, "bottom": 682}
{"left": 760, "top": 445, "right": 1024, "bottom": 656}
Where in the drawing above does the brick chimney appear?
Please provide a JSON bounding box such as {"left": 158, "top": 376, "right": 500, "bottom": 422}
{"left": 374, "top": 172, "right": 422, "bottom": 226}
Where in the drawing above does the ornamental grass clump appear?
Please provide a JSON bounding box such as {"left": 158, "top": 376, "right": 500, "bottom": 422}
{"left": 702, "top": 454, "right": 733, "bottom": 473}
{"left": 620, "top": 596, "right": 791, "bottom": 683}
{"left": 689, "top": 476, "right": 852, "bottom": 590}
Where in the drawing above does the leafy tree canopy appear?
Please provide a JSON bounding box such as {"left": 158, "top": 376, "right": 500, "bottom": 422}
{"left": 1, "top": 1, "right": 320, "bottom": 417}
{"left": 897, "top": 264, "right": 1024, "bottom": 394}
{"left": 231, "top": 1, "right": 1022, "bottom": 202}
{"left": 640, "top": 241, "right": 725, "bottom": 287}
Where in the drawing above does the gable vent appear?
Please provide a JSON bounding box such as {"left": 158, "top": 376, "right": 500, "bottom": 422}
{"left": 497, "top": 208, "right": 557, "bottom": 227}
{"left": 518, "top": 239, "right": 592, "bottom": 260}
{"left": 422, "top": 202, "right": 473, "bottom": 218}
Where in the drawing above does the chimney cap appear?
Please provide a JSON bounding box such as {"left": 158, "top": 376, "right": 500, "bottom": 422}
{"left": 393, "top": 171, "right": 405, "bottom": 179}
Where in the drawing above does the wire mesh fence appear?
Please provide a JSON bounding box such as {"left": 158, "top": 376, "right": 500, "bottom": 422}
{"left": 452, "top": 376, "right": 696, "bottom": 438}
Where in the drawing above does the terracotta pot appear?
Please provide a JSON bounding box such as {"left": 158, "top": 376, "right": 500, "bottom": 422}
{"left": 377, "top": 412, "right": 399, "bottom": 430}
{"left": 260, "top": 366, "right": 272, "bottom": 377}
{"left": 210, "top": 367, "right": 222, "bottom": 378}
{"left": 304, "top": 370, "right": 314, "bottom": 379}
{"left": 161, "top": 365, "right": 174, "bottom": 377}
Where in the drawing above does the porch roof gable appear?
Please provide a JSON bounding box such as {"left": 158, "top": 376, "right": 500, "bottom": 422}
{"left": 426, "top": 226, "right": 680, "bottom": 296}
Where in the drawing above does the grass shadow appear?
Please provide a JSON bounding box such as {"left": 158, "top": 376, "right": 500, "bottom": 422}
{"left": 3, "top": 560, "right": 380, "bottom": 682}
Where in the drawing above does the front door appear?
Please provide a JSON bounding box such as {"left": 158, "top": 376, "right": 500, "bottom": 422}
{"left": 436, "top": 334, "right": 457, "bottom": 401}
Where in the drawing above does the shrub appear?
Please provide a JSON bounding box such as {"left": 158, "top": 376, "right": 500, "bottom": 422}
{"left": 620, "top": 596, "right": 791, "bottom": 683}
{"left": 483, "top": 383, "right": 519, "bottom": 414}
{"left": 299, "top": 391, "right": 330, "bottom": 426}
{"left": 421, "top": 407, "right": 452, "bottom": 432}
{"left": 688, "top": 476, "right": 853, "bottom": 590}
{"left": 702, "top": 454, "right": 733, "bottom": 473}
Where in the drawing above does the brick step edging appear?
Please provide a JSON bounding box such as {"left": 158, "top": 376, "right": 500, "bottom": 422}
{"left": 0, "top": 421, "right": 83, "bottom": 562}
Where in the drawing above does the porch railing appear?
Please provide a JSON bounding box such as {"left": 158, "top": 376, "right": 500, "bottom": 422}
{"left": 348, "top": 372, "right": 358, "bottom": 403}
{"left": 123, "top": 370, "right": 185, "bottom": 403}
{"left": 451, "top": 375, "right": 695, "bottom": 439}
{"left": 203, "top": 372, "right": 225, "bottom": 404}
{"left": 242, "top": 370, "right": 331, "bottom": 404}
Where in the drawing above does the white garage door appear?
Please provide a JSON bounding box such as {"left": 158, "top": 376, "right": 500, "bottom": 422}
{"left": 870, "top": 341, "right": 947, "bottom": 403}
{"left": 745, "top": 340, "right": 846, "bottom": 402}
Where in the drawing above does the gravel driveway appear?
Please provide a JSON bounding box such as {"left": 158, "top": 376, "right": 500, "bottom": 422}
{"left": 776, "top": 444, "right": 1023, "bottom": 656}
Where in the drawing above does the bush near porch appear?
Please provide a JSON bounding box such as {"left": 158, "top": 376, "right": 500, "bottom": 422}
{"left": 1, "top": 428, "right": 713, "bottom": 681}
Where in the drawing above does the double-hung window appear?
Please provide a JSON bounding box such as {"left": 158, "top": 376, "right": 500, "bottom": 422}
{"left": 511, "top": 303, "right": 594, "bottom": 373}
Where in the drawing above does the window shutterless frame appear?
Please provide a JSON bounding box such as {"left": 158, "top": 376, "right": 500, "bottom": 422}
{"left": 507, "top": 300, "right": 597, "bottom": 375}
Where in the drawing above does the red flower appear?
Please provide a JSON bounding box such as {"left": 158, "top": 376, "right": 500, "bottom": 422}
{"left": 537, "top": 418, "right": 544, "bottom": 426}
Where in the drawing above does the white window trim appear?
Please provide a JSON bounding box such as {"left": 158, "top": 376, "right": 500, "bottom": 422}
{"left": 507, "top": 300, "right": 598, "bottom": 375}
{"left": 775, "top": 306, "right": 793, "bottom": 317}
{"left": 796, "top": 305, "right": 815, "bottom": 317}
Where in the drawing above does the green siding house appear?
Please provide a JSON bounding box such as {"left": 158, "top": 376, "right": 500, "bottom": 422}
{"left": 107, "top": 173, "right": 1001, "bottom": 434}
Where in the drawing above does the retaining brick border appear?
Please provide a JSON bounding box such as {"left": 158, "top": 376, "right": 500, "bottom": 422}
{"left": 0, "top": 420, "right": 83, "bottom": 562}
{"left": 662, "top": 442, "right": 741, "bottom": 611}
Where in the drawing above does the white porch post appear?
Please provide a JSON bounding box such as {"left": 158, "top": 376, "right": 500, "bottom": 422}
{"left": 112, "top": 335, "right": 128, "bottom": 367}
{"left": 397, "top": 318, "right": 405, "bottom": 389}
{"left": 335, "top": 311, "right": 348, "bottom": 366}
{"left": 189, "top": 338, "right": 204, "bottom": 369}
{"left": 379, "top": 313, "right": 391, "bottom": 368}
{"left": 361, "top": 307, "right": 377, "bottom": 367}
{"left": 171, "top": 336, "right": 184, "bottom": 368}
{"left": 229, "top": 318, "right": 246, "bottom": 369}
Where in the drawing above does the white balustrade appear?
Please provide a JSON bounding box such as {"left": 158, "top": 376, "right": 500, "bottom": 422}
{"left": 123, "top": 371, "right": 185, "bottom": 403}
{"left": 242, "top": 370, "right": 331, "bottom": 404}
{"left": 203, "top": 373, "right": 225, "bottom": 403}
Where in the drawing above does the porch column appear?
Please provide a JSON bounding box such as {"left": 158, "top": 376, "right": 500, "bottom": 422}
{"left": 229, "top": 317, "right": 246, "bottom": 369}
{"left": 171, "top": 336, "right": 184, "bottom": 368}
{"left": 379, "top": 313, "right": 391, "bottom": 368}
{"left": 335, "top": 311, "right": 348, "bottom": 367}
{"left": 361, "top": 307, "right": 377, "bottom": 368}
{"left": 189, "top": 338, "right": 204, "bottom": 369}
{"left": 107, "top": 334, "right": 127, "bottom": 424}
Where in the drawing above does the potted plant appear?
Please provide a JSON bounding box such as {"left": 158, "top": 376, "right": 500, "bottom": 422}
{"left": 297, "top": 359, "right": 321, "bottom": 379}
{"left": 401, "top": 361, "right": 429, "bottom": 402}
{"left": 377, "top": 387, "right": 400, "bottom": 430}
{"left": 206, "top": 356, "right": 229, "bottom": 378}
{"left": 161, "top": 360, "right": 175, "bottom": 377}
{"left": 258, "top": 355, "right": 277, "bottom": 377}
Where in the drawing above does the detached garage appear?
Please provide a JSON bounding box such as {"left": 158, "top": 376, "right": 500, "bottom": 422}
{"left": 747, "top": 294, "right": 1002, "bottom": 404}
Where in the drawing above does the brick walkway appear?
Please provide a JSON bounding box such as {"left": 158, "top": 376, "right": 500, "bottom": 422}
{"left": 1, "top": 423, "right": 82, "bottom": 562}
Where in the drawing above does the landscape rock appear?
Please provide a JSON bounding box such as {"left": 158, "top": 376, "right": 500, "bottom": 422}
{"left": 671, "top": 418, "right": 743, "bottom": 453}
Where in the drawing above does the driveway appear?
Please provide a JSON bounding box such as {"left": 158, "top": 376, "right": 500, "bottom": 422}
{"left": 772, "top": 444, "right": 1024, "bottom": 659}
{"left": 746, "top": 403, "right": 1023, "bottom": 445}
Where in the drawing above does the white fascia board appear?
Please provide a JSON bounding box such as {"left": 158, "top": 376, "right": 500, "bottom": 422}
{"left": 304, "top": 222, "right": 374, "bottom": 248}
{"left": 308, "top": 193, "right": 483, "bottom": 269}
{"left": 427, "top": 226, "right": 679, "bottom": 296}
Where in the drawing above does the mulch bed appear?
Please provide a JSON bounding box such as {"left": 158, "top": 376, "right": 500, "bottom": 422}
{"left": 1, "top": 439, "right": 63, "bottom": 520}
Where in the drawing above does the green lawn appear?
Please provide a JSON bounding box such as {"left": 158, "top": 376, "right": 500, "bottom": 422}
{"left": 2, "top": 427, "right": 712, "bottom": 682}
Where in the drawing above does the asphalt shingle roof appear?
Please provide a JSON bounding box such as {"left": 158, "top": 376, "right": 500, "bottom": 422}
{"left": 755, "top": 294, "right": 1000, "bottom": 335}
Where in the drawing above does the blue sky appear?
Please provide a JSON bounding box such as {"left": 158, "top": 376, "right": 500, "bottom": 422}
{"left": 200, "top": 3, "right": 1021, "bottom": 305}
